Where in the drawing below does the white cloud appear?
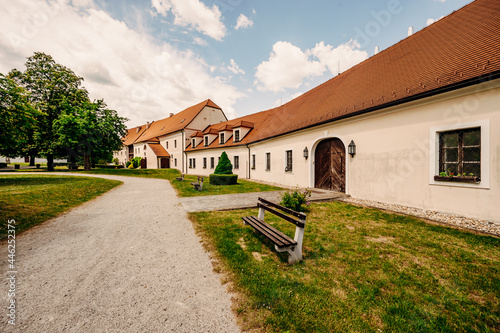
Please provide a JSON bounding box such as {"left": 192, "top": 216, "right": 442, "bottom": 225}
{"left": 193, "top": 36, "right": 207, "bottom": 46}
{"left": 235, "top": 14, "right": 253, "bottom": 30}
{"left": 255, "top": 40, "right": 368, "bottom": 93}
{"left": 426, "top": 16, "right": 444, "bottom": 26}
{"left": 227, "top": 59, "right": 245, "bottom": 75}
{"left": 311, "top": 39, "right": 368, "bottom": 75}
{"left": 151, "top": 0, "right": 226, "bottom": 41}
{"left": 0, "top": 0, "right": 242, "bottom": 125}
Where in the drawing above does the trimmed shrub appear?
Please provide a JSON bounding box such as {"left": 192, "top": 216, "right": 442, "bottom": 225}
{"left": 95, "top": 164, "right": 124, "bottom": 169}
{"left": 214, "top": 151, "right": 233, "bottom": 174}
{"left": 209, "top": 173, "right": 238, "bottom": 185}
{"left": 125, "top": 161, "right": 131, "bottom": 168}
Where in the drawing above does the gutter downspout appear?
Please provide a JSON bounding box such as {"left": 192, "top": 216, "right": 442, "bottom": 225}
{"left": 247, "top": 144, "right": 250, "bottom": 179}
{"left": 181, "top": 130, "right": 185, "bottom": 174}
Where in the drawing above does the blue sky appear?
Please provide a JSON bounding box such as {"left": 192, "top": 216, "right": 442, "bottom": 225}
{"left": 0, "top": 0, "right": 473, "bottom": 127}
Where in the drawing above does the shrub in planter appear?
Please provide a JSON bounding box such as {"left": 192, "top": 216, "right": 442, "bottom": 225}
{"left": 209, "top": 174, "right": 238, "bottom": 185}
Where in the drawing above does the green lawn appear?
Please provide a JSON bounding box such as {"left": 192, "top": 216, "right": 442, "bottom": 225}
{"left": 171, "top": 174, "right": 282, "bottom": 197}
{"left": 0, "top": 175, "right": 122, "bottom": 240}
{"left": 189, "top": 201, "right": 500, "bottom": 333}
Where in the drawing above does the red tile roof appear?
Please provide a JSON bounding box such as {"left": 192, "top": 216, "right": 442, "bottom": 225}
{"left": 122, "top": 126, "right": 147, "bottom": 146}
{"left": 133, "top": 99, "right": 221, "bottom": 143}
{"left": 187, "top": 0, "right": 500, "bottom": 152}
{"left": 148, "top": 143, "right": 170, "bottom": 157}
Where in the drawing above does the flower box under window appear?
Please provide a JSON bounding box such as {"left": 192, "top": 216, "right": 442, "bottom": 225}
{"left": 434, "top": 175, "right": 480, "bottom": 183}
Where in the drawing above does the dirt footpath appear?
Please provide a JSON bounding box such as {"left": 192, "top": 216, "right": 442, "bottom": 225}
{"left": 1, "top": 173, "right": 239, "bottom": 332}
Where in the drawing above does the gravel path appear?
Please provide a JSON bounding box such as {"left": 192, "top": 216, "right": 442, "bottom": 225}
{"left": 1, "top": 173, "right": 240, "bottom": 332}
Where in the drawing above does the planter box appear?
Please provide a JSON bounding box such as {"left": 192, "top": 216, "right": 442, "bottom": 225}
{"left": 434, "top": 176, "right": 480, "bottom": 183}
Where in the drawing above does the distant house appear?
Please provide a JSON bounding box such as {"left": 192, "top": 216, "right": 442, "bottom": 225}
{"left": 113, "top": 99, "right": 227, "bottom": 171}
{"left": 182, "top": 0, "right": 500, "bottom": 222}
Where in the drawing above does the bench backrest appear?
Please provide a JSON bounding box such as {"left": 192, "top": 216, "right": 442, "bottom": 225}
{"left": 257, "top": 197, "right": 306, "bottom": 228}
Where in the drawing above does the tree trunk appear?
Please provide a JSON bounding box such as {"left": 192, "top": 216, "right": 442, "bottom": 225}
{"left": 47, "top": 154, "right": 54, "bottom": 171}
{"left": 29, "top": 155, "right": 35, "bottom": 166}
{"left": 84, "top": 153, "right": 91, "bottom": 171}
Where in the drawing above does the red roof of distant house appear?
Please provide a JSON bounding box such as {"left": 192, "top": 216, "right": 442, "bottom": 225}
{"left": 186, "top": 0, "right": 500, "bottom": 152}
{"left": 148, "top": 143, "right": 170, "bottom": 157}
{"left": 129, "top": 99, "right": 222, "bottom": 144}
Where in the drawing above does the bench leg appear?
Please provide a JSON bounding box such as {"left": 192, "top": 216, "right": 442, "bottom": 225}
{"left": 275, "top": 245, "right": 302, "bottom": 264}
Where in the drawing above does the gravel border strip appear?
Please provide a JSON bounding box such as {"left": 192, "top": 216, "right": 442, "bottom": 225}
{"left": 340, "top": 197, "right": 500, "bottom": 237}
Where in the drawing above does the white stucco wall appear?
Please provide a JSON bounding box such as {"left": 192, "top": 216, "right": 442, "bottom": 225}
{"left": 246, "top": 81, "right": 500, "bottom": 222}
{"left": 185, "top": 147, "right": 248, "bottom": 179}
{"left": 187, "top": 106, "right": 227, "bottom": 132}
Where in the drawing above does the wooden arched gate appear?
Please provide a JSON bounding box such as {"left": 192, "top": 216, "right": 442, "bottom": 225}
{"left": 314, "top": 138, "right": 346, "bottom": 192}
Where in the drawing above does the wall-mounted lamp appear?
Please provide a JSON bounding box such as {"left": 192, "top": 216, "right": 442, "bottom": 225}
{"left": 303, "top": 147, "right": 309, "bottom": 159}
{"left": 348, "top": 140, "right": 356, "bottom": 157}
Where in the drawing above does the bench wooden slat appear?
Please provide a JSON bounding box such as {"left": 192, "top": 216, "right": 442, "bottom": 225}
{"left": 257, "top": 203, "right": 305, "bottom": 228}
{"left": 258, "top": 197, "right": 306, "bottom": 220}
{"left": 242, "top": 216, "right": 296, "bottom": 249}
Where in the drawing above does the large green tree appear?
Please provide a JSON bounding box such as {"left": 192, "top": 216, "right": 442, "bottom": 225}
{"left": 9, "top": 52, "right": 87, "bottom": 170}
{"left": 54, "top": 98, "right": 127, "bottom": 171}
{"left": 7, "top": 52, "right": 127, "bottom": 171}
{"left": 0, "top": 74, "right": 39, "bottom": 158}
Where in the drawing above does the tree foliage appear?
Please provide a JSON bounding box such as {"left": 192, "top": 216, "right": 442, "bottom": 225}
{"left": 1, "top": 52, "right": 128, "bottom": 171}
{"left": 214, "top": 151, "right": 233, "bottom": 174}
{"left": 0, "top": 74, "right": 40, "bottom": 157}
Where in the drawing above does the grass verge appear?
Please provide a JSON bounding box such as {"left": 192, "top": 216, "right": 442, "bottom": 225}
{"left": 189, "top": 201, "right": 500, "bottom": 332}
{"left": 0, "top": 175, "right": 122, "bottom": 240}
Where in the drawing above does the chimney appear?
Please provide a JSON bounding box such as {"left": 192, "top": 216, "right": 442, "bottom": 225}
{"left": 146, "top": 121, "right": 150, "bottom": 129}
{"left": 169, "top": 113, "right": 174, "bottom": 117}
{"left": 408, "top": 26, "right": 414, "bottom": 37}
{"left": 136, "top": 127, "right": 140, "bottom": 133}
{"left": 374, "top": 46, "right": 380, "bottom": 55}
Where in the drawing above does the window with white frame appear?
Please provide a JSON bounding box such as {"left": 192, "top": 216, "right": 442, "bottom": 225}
{"left": 203, "top": 157, "right": 207, "bottom": 169}
{"left": 210, "top": 157, "right": 215, "bottom": 169}
{"left": 234, "top": 130, "right": 240, "bottom": 142}
{"left": 204, "top": 137, "right": 209, "bottom": 146}
{"left": 220, "top": 133, "right": 225, "bottom": 144}
{"left": 174, "top": 140, "right": 177, "bottom": 148}
{"left": 234, "top": 156, "right": 239, "bottom": 169}
{"left": 430, "top": 120, "right": 489, "bottom": 188}
{"left": 193, "top": 158, "right": 196, "bottom": 168}
{"left": 251, "top": 154, "right": 255, "bottom": 169}
{"left": 439, "top": 127, "right": 481, "bottom": 177}
{"left": 189, "top": 158, "right": 192, "bottom": 168}
{"left": 174, "top": 158, "right": 177, "bottom": 167}
{"left": 192, "top": 139, "right": 196, "bottom": 148}
{"left": 266, "top": 153, "right": 271, "bottom": 171}
{"left": 285, "top": 150, "right": 293, "bottom": 172}
{"left": 166, "top": 141, "right": 168, "bottom": 149}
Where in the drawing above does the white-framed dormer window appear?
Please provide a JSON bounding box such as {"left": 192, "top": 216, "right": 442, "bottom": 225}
{"left": 234, "top": 130, "right": 240, "bottom": 142}
{"left": 192, "top": 139, "right": 196, "bottom": 148}
{"left": 204, "top": 136, "right": 209, "bottom": 146}
{"left": 430, "top": 120, "right": 489, "bottom": 189}
{"left": 220, "top": 133, "right": 225, "bottom": 144}
{"left": 285, "top": 150, "right": 293, "bottom": 172}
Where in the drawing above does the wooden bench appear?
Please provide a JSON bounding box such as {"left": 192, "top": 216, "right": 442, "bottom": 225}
{"left": 176, "top": 174, "right": 184, "bottom": 181}
{"left": 242, "top": 197, "right": 306, "bottom": 264}
{"left": 191, "top": 176, "right": 204, "bottom": 191}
